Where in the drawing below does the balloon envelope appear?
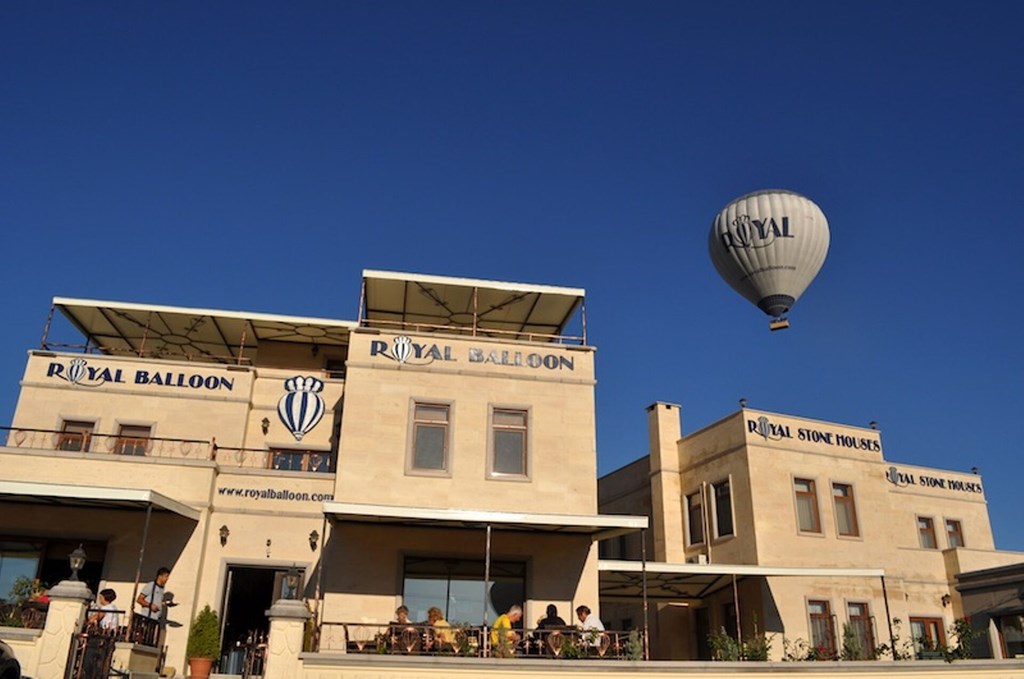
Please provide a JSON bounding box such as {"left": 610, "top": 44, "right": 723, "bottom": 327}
{"left": 708, "top": 189, "right": 830, "bottom": 319}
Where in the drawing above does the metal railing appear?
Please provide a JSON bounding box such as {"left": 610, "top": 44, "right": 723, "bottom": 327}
{"left": 211, "top": 445, "right": 335, "bottom": 473}
{"left": 1, "top": 427, "right": 336, "bottom": 474}
{"left": 2, "top": 427, "right": 212, "bottom": 460}
{"left": 317, "top": 622, "right": 636, "bottom": 659}
{"left": 0, "top": 600, "right": 48, "bottom": 629}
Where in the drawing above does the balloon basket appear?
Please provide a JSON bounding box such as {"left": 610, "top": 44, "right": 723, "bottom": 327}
{"left": 769, "top": 318, "right": 790, "bottom": 332}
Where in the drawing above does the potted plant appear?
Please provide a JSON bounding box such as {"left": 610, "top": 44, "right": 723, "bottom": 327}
{"left": 186, "top": 605, "right": 220, "bottom": 679}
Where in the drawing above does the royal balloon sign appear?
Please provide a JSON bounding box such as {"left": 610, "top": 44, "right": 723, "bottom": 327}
{"left": 369, "top": 336, "right": 575, "bottom": 371}
{"left": 46, "top": 358, "right": 234, "bottom": 391}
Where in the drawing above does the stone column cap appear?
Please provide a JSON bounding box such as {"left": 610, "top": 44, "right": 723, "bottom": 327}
{"left": 47, "top": 579, "right": 93, "bottom": 601}
{"left": 267, "top": 599, "right": 311, "bottom": 620}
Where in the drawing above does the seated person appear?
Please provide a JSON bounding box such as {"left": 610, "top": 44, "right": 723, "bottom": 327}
{"left": 490, "top": 605, "right": 522, "bottom": 655}
{"left": 575, "top": 605, "right": 606, "bottom": 648}
{"left": 426, "top": 606, "right": 453, "bottom": 648}
{"left": 535, "top": 604, "right": 566, "bottom": 631}
{"left": 88, "top": 589, "right": 120, "bottom": 632}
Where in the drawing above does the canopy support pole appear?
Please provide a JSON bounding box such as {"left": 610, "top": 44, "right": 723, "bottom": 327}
{"left": 881, "top": 575, "right": 895, "bottom": 658}
{"left": 126, "top": 503, "right": 153, "bottom": 640}
{"left": 732, "top": 574, "right": 743, "bottom": 650}
{"left": 641, "top": 528, "right": 650, "bottom": 660}
{"left": 483, "top": 523, "right": 492, "bottom": 627}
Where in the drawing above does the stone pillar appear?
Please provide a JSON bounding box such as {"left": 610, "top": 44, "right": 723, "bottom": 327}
{"left": 647, "top": 402, "right": 686, "bottom": 562}
{"left": 263, "top": 599, "right": 310, "bottom": 679}
{"left": 36, "top": 579, "right": 92, "bottom": 679}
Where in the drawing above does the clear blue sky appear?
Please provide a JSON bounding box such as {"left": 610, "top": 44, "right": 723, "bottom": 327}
{"left": 2, "top": 1, "right": 1022, "bottom": 551}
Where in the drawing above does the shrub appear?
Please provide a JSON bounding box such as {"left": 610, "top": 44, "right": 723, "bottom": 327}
{"left": 186, "top": 605, "right": 221, "bottom": 659}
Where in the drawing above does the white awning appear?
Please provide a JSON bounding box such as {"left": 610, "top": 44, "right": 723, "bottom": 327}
{"left": 0, "top": 480, "right": 200, "bottom": 521}
{"left": 324, "top": 501, "right": 646, "bottom": 540}
{"left": 361, "top": 270, "right": 586, "bottom": 344}
{"left": 599, "top": 559, "right": 885, "bottom": 600}
{"left": 51, "top": 296, "right": 356, "bottom": 364}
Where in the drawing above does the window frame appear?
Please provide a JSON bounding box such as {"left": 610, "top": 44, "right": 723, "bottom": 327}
{"left": 845, "top": 601, "right": 875, "bottom": 659}
{"left": 831, "top": 482, "right": 860, "bottom": 538}
{"left": 115, "top": 423, "right": 152, "bottom": 456}
{"left": 909, "top": 616, "right": 946, "bottom": 656}
{"left": 807, "top": 599, "right": 837, "bottom": 658}
{"left": 793, "top": 477, "right": 822, "bottom": 534}
{"left": 945, "top": 518, "right": 965, "bottom": 548}
{"left": 711, "top": 477, "right": 735, "bottom": 539}
{"left": 57, "top": 420, "right": 95, "bottom": 452}
{"left": 269, "top": 446, "right": 335, "bottom": 473}
{"left": 486, "top": 404, "right": 531, "bottom": 481}
{"left": 685, "top": 490, "right": 705, "bottom": 546}
{"left": 406, "top": 400, "right": 454, "bottom": 477}
{"left": 917, "top": 516, "right": 938, "bottom": 549}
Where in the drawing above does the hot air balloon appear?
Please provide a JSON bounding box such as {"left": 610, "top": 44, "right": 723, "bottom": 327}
{"left": 277, "top": 376, "right": 326, "bottom": 441}
{"left": 708, "top": 189, "right": 830, "bottom": 330}
{"left": 68, "top": 358, "right": 88, "bottom": 385}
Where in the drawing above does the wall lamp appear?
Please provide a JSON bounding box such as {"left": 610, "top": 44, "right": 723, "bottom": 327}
{"left": 309, "top": 529, "right": 319, "bottom": 552}
{"left": 219, "top": 525, "right": 230, "bottom": 547}
{"left": 261, "top": 417, "right": 270, "bottom": 435}
{"left": 941, "top": 594, "right": 952, "bottom": 607}
{"left": 69, "top": 544, "right": 87, "bottom": 581}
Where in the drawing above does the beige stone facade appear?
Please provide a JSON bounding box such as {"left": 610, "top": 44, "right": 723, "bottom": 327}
{"left": 0, "top": 271, "right": 644, "bottom": 676}
{"left": 598, "top": 404, "right": 1024, "bottom": 661}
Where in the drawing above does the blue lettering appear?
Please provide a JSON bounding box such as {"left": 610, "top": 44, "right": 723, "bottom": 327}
{"left": 469, "top": 348, "right": 484, "bottom": 363}
{"left": 135, "top": 370, "right": 149, "bottom": 384}
{"left": 369, "top": 340, "right": 388, "bottom": 357}
{"left": 47, "top": 362, "right": 64, "bottom": 378}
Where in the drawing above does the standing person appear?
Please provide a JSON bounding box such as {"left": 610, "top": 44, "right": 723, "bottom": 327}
{"left": 136, "top": 567, "right": 171, "bottom": 620}
{"left": 575, "top": 605, "right": 605, "bottom": 648}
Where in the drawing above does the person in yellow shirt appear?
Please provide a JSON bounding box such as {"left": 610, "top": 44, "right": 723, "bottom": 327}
{"left": 490, "top": 605, "right": 523, "bottom": 656}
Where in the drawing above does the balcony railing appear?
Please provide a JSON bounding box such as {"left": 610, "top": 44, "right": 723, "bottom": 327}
{"left": 2, "top": 427, "right": 335, "bottom": 473}
{"left": 317, "top": 621, "right": 637, "bottom": 659}
{"left": 2, "top": 427, "right": 212, "bottom": 460}
{"left": 0, "top": 600, "right": 48, "bottom": 629}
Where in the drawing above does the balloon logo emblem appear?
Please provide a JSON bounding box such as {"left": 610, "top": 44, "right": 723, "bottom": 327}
{"left": 277, "top": 376, "right": 326, "bottom": 441}
{"left": 67, "top": 359, "right": 88, "bottom": 385}
{"left": 392, "top": 336, "right": 413, "bottom": 363}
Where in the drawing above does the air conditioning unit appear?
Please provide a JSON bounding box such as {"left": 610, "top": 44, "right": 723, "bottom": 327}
{"left": 686, "top": 554, "right": 709, "bottom": 565}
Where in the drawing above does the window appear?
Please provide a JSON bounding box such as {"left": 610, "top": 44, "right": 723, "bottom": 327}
{"left": 410, "top": 403, "right": 450, "bottom": 473}
{"left": 115, "top": 424, "right": 151, "bottom": 456}
{"left": 0, "top": 540, "right": 42, "bottom": 601}
{"left": 270, "top": 448, "right": 334, "bottom": 473}
{"left": 402, "top": 557, "right": 524, "bottom": 625}
{"left": 832, "top": 483, "right": 859, "bottom": 537}
{"left": 490, "top": 408, "right": 528, "bottom": 477}
{"left": 808, "top": 600, "right": 836, "bottom": 658}
{"left": 794, "top": 478, "right": 821, "bottom": 533}
{"left": 686, "top": 491, "right": 705, "bottom": 545}
{"left": 324, "top": 357, "right": 347, "bottom": 379}
{"left": 57, "top": 420, "right": 93, "bottom": 452}
{"left": 910, "top": 617, "right": 945, "bottom": 657}
{"left": 713, "top": 479, "right": 734, "bottom": 538}
{"left": 846, "top": 602, "right": 875, "bottom": 659}
{"left": 995, "top": 614, "right": 1024, "bottom": 659}
{"left": 917, "top": 516, "right": 938, "bottom": 549}
{"left": 945, "top": 519, "right": 965, "bottom": 548}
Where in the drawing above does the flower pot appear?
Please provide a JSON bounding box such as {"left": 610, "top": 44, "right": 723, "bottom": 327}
{"left": 188, "top": 656, "right": 214, "bottom": 679}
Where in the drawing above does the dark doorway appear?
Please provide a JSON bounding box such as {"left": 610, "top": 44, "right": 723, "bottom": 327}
{"left": 220, "top": 566, "right": 300, "bottom": 673}
{"left": 694, "top": 606, "right": 711, "bottom": 660}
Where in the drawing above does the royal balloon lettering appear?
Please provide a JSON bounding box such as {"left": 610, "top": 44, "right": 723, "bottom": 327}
{"left": 720, "top": 215, "right": 792, "bottom": 251}
{"left": 47, "top": 360, "right": 233, "bottom": 391}
{"left": 369, "top": 339, "right": 574, "bottom": 371}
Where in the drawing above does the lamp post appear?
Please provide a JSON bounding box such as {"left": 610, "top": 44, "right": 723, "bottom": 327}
{"left": 68, "top": 544, "right": 87, "bottom": 581}
{"left": 308, "top": 530, "right": 319, "bottom": 551}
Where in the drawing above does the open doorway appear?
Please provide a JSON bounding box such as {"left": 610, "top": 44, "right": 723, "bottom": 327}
{"left": 220, "top": 565, "right": 302, "bottom": 673}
